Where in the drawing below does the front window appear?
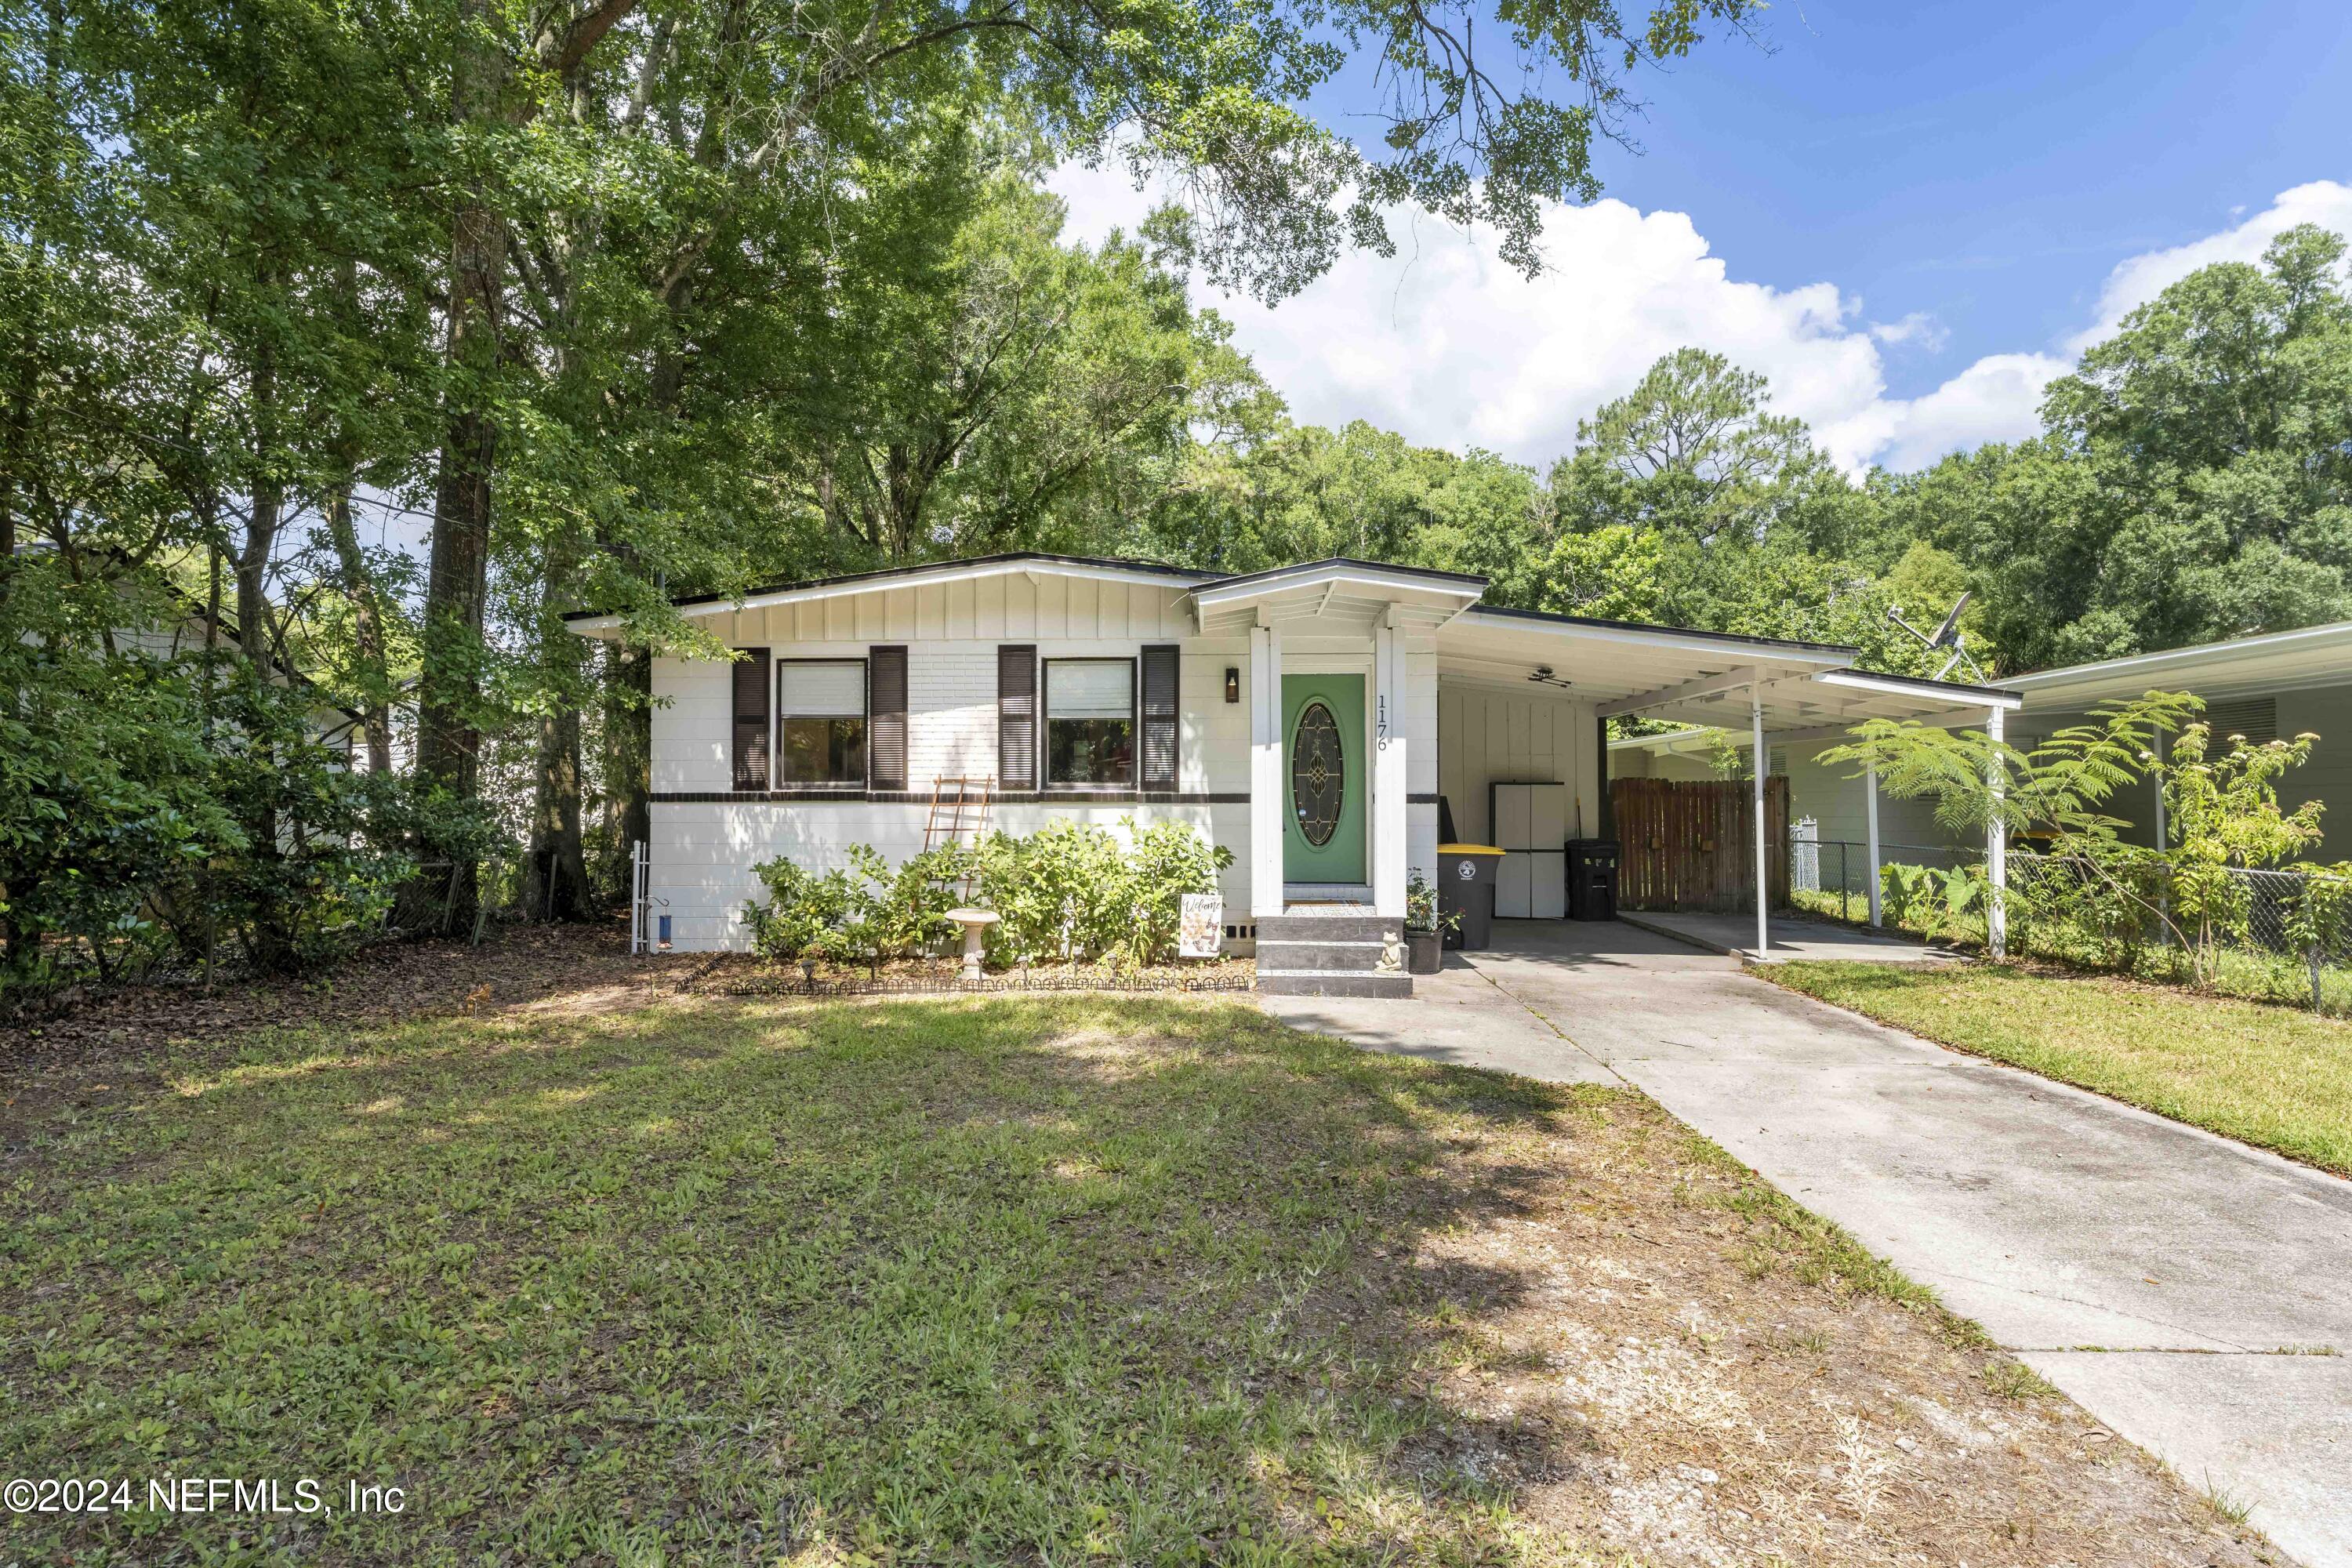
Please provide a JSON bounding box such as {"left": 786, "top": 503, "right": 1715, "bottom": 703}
{"left": 1045, "top": 659, "right": 1134, "bottom": 786}
{"left": 779, "top": 660, "right": 866, "bottom": 786}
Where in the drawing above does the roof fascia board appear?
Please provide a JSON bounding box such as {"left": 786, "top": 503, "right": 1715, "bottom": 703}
{"left": 2005, "top": 619, "right": 2352, "bottom": 691}
{"left": 1810, "top": 668, "right": 2021, "bottom": 710}
{"left": 1189, "top": 559, "right": 1486, "bottom": 610}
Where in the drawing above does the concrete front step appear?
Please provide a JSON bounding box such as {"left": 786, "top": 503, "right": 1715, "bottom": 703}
{"left": 1257, "top": 938, "right": 1393, "bottom": 971}
{"left": 1256, "top": 912, "right": 1399, "bottom": 944}
{"left": 1255, "top": 968, "right": 1414, "bottom": 998}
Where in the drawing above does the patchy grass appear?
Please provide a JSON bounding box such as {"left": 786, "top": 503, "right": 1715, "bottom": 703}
{"left": 1763, "top": 960, "right": 2352, "bottom": 1175}
{"left": 2, "top": 957, "right": 2270, "bottom": 1565}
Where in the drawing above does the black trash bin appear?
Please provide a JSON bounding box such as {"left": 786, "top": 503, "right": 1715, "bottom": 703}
{"left": 1437, "top": 844, "right": 1505, "bottom": 949}
{"left": 1566, "top": 839, "right": 1619, "bottom": 921}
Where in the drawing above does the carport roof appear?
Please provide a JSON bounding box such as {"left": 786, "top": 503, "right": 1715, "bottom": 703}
{"left": 1439, "top": 604, "right": 2020, "bottom": 737}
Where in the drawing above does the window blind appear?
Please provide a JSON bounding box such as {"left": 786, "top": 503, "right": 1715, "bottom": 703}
{"left": 779, "top": 661, "right": 866, "bottom": 716}
{"left": 1047, "top": 659, "right": 1133, "bottom": 720}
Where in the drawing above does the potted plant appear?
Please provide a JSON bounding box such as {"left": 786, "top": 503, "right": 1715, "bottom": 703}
{"left": 1404, "top": 870, "right": 1456, "bottom": 974}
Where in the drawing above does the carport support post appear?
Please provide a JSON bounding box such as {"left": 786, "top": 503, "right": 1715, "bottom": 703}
{"left": 1864, "top": 764, "right": 1882, "bottom": 927}
{"left": 1986, "top": 705, "right": 2007, "bottom": 959}
{"left": 1752, "top": 684, "right": 1769, "bottom": 956}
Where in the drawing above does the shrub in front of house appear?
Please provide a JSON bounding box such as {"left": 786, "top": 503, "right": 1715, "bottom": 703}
{"left": 743, "top": 844, "right": 964, "bottom": 969}
{"left": 742, "top": 819, "right": 1229, "bottom": 971}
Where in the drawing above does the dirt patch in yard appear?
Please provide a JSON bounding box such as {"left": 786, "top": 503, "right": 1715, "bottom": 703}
{"left": 1385, "top": 1094, "right": 2265, "bottom": 1564}
{"left": 0, "top": 920, "right": 691, "bottom": 1152}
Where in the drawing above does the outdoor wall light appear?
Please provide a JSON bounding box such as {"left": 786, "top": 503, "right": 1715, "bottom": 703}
{"left": 1225, "top": 666, "right": 1241, "bottom": 702}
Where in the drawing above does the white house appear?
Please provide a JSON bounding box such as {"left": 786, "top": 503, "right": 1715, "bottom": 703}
{"left": 568, "top": 553, "right": 2016, "bottom": 992}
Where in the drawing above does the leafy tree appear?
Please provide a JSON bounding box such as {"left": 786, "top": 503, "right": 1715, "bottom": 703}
{"left": 397, "top": 0, "right": 1766, "bottom": 910}
{"left": 1889, "top": 227, "right": 2352, "bottom": 671}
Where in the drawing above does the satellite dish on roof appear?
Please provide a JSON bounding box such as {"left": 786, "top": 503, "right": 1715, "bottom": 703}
{"left": 1887, "top": 591, "right": 1987, "bottom": 684}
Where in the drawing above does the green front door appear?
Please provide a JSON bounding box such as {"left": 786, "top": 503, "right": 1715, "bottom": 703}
{"left": 1282, "top": 673, "right": 1367, "bottom": 884}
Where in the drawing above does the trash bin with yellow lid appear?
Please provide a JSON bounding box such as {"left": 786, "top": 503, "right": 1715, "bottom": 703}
{"left": 1436, "top": 844, "right": 1507, "bottom": 950}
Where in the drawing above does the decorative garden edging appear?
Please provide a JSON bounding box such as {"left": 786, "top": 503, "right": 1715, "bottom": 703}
{"left": 681, "top": 958, "right": 1257, "bottom": 998}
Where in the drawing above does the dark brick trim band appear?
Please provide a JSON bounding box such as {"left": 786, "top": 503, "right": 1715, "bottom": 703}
{"left": 661, "top": 790, "right": 1251, "bottom": 806}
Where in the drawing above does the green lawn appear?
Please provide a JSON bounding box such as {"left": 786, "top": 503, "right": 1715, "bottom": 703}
{"left": 1765, "top": 960, "right": 2352, "bottom": 1174}
{"left": 2, "top": 982, "right": 2266, "bottom": 1566}
{"left": 0, "top": 994, "right": 1624, "bottom": 1565}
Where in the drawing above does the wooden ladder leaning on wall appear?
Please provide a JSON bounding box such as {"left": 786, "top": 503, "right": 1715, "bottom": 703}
{"left": 922, "top": 776, "right": 995, "bottom": 897}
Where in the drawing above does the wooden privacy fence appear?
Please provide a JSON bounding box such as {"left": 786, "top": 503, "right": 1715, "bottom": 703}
{"left": 1610, "top": 776, "right": 1791, "bottom": 914}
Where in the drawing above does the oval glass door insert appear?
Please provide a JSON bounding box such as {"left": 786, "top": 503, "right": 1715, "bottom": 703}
{"left": 1290, "top": 700, "right": 1345, "bottom": 846}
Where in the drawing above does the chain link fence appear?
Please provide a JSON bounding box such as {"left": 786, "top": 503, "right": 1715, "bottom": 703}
{"left": 1790, "top": 832, "right": 2352, "bottom": 1013}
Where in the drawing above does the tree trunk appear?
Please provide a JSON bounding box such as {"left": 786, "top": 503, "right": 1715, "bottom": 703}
{"left": 526, "top": 703, "right": 592, "bottom": 920}
{"left": 238, "top": 330, "right": 297, "bottom": 972}
{"left": 322, "top": 260, "right": 394, "bottom": 776}
{"left": 412, "top": 0, "right": 510, "bottom": 927}
{"left": 322, "top": 478, "right": 395, "bottom": 775}
{"left": 235, "top": 339, "right": 280, "bottom": 667}
{"left": 524, "top": 557, "right": 593, "bottom": 920}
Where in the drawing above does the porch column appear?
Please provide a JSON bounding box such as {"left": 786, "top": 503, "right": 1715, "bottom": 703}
{"left": 1371, "top": 610, "right": 1407, "bottom": 918}
{"left": 1250, "top": 615, "right": 1285, "bottom": 918}
{"left": 1864, "top": 762, "right": 1883, "bottom": 927}
{"left": 1986, "top": 704, "right": 2007, "bottom": 959}
{"left": 1752, "top": 684, "right": 1769, "bottom": 956}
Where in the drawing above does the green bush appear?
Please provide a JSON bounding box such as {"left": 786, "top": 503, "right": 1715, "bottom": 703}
{"left": 742, "top": 857, "right": 859, "bottom": 961}
{"left": 743, "top": 818, "right": 1229, "bottom": 971}
{"left": 743, "top": 844, "right": 971, "bottom": 966}
{"left": 971, "top": 820, "right": 1131, "bottom": 964}
{"left": 0, "top": 628, "right": 421, "bottom": 998}
{"left": 1116, "top": 818, "right": 1234, "bottom": 964}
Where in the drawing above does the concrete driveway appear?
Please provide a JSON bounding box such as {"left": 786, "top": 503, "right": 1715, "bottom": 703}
{"left": 1263, "top": 920, "right": 2352, "bottom": 1567}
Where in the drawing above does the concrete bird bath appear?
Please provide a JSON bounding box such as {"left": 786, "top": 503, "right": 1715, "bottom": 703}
{"left": 946, "top": 908, "right": 1000, "bottom": 982}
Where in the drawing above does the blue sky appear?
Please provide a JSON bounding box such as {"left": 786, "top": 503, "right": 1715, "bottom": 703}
{"left": 1055, "top": 0, "right": 2352, "bottom": 471}
{"left": 1564, "top": 0, "right": 2352, "bottom": 401}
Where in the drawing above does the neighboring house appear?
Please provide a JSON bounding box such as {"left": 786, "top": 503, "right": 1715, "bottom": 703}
{"left": 1617, "top": 616, "right": 2352, "bottom": 863}
{"left": 10, "top": 544, "right": 362, "bottom": 760}
{"left": 566, "top": 553, "right": 2011, "bottom": 989}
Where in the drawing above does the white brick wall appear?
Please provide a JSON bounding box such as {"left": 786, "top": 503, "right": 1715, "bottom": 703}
{"left": 646, "top": 800, "right": 1250, "bottom": 951}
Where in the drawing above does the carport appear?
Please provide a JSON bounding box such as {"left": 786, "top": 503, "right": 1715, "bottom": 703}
{"left": 1432, "top": 605, "right": 2024, "bottom": 956}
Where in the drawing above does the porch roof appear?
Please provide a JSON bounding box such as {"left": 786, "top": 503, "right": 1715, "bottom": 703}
{"left": 1185, "top": 557, "right": 1485, "bottom": 637}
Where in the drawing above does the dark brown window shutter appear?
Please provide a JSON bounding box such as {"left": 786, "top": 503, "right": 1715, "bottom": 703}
{"left": 868, "top": 646, "right": 908, "bottom": 791}
{"left": 1141, "top": 644, "right": 1180, "bottom": 791}
{"left": 997, "top": 644, "right": 1036, "bottom": 791}
{"left": 731, "top": 649, "right": 771, "bottom": 791}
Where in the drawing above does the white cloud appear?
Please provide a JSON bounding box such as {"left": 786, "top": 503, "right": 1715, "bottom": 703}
{"left": 1867, "top": 311, "right": 1949, "bottom": 352}
{"left": 1857, "top": 352, "right": 2071, "bottom": 472}
{"left": 1048, "top": 166, "right": 2352, "bottom": 475}
{"left": 2067, "top": 180, "right": 2352, "bottom": 353}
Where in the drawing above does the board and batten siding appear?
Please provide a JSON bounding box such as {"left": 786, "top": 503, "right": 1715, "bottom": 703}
{"left": 641, "top": 574, "right": 1273, "bottom": 949}
{"left": 1997, "top": 684, "right": 2352, "bottom": 856}
{"left": 1437, "top": 684, "right": 1601, "bottom": 850}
